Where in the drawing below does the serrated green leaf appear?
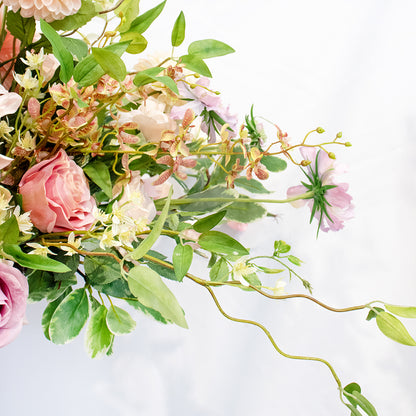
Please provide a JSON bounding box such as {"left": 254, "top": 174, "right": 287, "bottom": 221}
{"left": 262, "top": 155, "right": 287, "bottom": 172}
{"left": 85, "top": 305, "right": 114, "bottom": 358}
{"left": 41, "top": 288, "right": 71, "bottom": 340}
{"left": 61, "top": 37, "right": 88, "bottom": 60}
{"left": 49, "top": 288, "right": 89, "bottom": 344}
{"left": 193, "top": 210, "right": 226, "bottom": 233}
{"left": 50, "top": 0, "right": 97, "bottom": 31}
{"left": 3, "top": 244, "right": 71, "bottom": 273}
{"left": 6, "top": 11, "right": 36, "bottom": 47}
{"left": 171, "top": 11, "right": 185, "bottom": 47}
{"left": 198, "top": 231, "right": 249, "bottom": 257}
{"left": 209, "top": 258, "right": 229, "bottom": 282}
{"left": 376, "top": 311, "right": 416, "bottom": 346}
{"left": 83, "top": 160, "right": 113, "bottom": 198}
{"left": 127, "top": 0, "right": 166, "bottom": 34}
{"left": 84, "top": 255, "right": 123, "bottom": 285}
{"left": 233, "top": 177, "right": 271, "bottom": 194}
{"left": 106, "top": 305, "right": 136, "bottom": 335}
{"left": 129, "top": 187, "right": 172, "bottom": 261}
{"left": 172, "top": 244, "right": 193, "bottom": 281}
{"left": 40, "top": 19, "right": 73, "bottom": 83}
{"left": 225, "top": 198, "right": 266, "bottom": 223}
{"left": 128, "top": 265, "right": 188, "bottom": 328}
{"left": 385, "top": 304, "right": 416, "bottom": 318}
{"left": 0, "top": 215, "right": 19, "bottom": 245}
{"left": 188, "top": 39, "right": 235, "bottom": 59}
{"left": 179, "top": 54, "right": 212, "bottom": 77}
{"left": 92, "top": 48, "right": 127, "bottom": 82}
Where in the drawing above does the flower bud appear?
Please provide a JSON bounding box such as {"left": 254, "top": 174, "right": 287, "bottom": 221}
{"left": 328, "top": 152, "right": 336, "bottom": 159}
{"left": 345, "top": 141, "right": 352, "bottom": 147}
{"left": 301, "top": 159, "right": 311, "bottom": 166}
{"left": 336, "top": 131, "right": 343, "bottom": 138}
{"left": 316, "top": 127, "right": 325, "bottom": 134}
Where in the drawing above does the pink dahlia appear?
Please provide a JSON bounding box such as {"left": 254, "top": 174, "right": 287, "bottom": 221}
{"left": 3, "top": 0, "right": 81, "bottom": 22}
{"left": 287, "top": 147, "right": 354, "bottom": 232}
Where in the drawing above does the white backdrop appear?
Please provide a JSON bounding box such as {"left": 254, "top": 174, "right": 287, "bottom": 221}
{"left": 2, "top": 1, "right": 416, "bottom": 415}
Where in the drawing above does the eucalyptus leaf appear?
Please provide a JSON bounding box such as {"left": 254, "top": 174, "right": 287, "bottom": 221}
{"left": 171, "top": 11, "right": 186, "bottom": 47}
{"left": 376, "top": 311, "right": 416, "bottom": 346}
{"left": 106, "top": 305, "right": 136, "bottom": 335}
{"left": 85, "top": 305, "right": 114, "bottom": 358}
{"left": 198, "top": 231, "right": 249, "bottom": 257}
{"left": 128, "top": 265, "right": 188, "bottom": 328}
{"left": 49, "top": 288, "right": 89, "bottom": 344}
{"left": 172, "top": 244, "right": 193, "bottom": 281}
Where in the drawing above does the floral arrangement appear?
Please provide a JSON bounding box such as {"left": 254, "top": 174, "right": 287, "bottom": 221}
{"left": 0, "top": 0, "right": 415, "bottom": 414}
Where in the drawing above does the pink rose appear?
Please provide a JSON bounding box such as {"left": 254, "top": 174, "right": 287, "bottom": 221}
{"left": 19, "top": 149, "right": 96, "bottom": 233}
{"left": 0, "top": 263, "right": 28, "bottom": 348}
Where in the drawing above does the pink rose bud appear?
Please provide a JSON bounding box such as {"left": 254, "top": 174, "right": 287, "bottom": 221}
{"left": 19, "top": 149, "right": 96, "bottom": 233}
{"left": 0, "top": 263, "right": 28, "bottom": 348}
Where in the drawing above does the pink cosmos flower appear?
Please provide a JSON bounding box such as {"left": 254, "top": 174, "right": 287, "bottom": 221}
{"left": 3, "top": 0, "right": 81, "bottom": 22}
{"left": 19, "top": 149, "right": 96, "bottom": 233}
{"left": 287, "top": 147, "right": 353, "bottom": 232}
{"left": 0, "top": 263, "right": 28, "bottom": 348}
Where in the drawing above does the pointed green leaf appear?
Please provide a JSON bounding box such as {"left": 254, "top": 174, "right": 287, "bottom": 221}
{"left": 40, "top": 19, "right": 73, "bottom": 82}
{"left": 262, "top": 155, "right": 287, "bottom": 172}
{"left": 83, "top": 160, "right": 113, "bottom": 198}
{"left": 209, "top": 258, "right": 229, "bottom": 282}
{"left": 193, "top": 210, "right": 226, "bottom": 233}
{"left": 3, "top": 244, "right": 71, "bottom": 273}
{"left": 234, "top": 177, "right": 272, "bottom": 194}
{"left": 133, "top": 67, "right": 164, "bottom": 87}
{"left": 84, "top": 255, "right": 123, "bottom": 285}
{"left": 172, "top": 244, "right": 193, "bottom": 281}
{"left": 130, "top": 187, "right": 172, "bottom": 261}
{"left": 351, "top": 391, "right": 378, "bottom": 416}
{"left": 127, "top": 0, "right": 166, "bottom": 34}
{"left": 198, "top": 231, "right": 249, "bottom": 257}
{"left": 41, "top": 288, "right": 71, "bottom": 340}
{"left": 115, "top": 0, "right": 141, "bottom": 32}
{"left": 128, "top": 265, "right": 188, "bottom": 328}
{"left": 61, "top": 37, "right": 89, "bottom": 60}
{"left": 376, "top": 311, "right": 416, "bottom": 346}
{"left": 345, "top": 404, "right": 363, "bottom": 416}
{"left": 85, "top": 305, "right": 114, "bottom": 358}
{"left": 6, "top": 11, "right": 36, "bottom": 47}
{"left": 0, "top": 215, "right": 19, "bottom": 245}
{"left": 106, "top": 305, "right": 136, "bottom": 335}
{"left": 92, "top": 48, "right": 126, "bottom": 82}
{"left": 385, "top": 304, "right": 416, "bottom": 318}
{"left": 153, "top": 75, "right": 179, "bottom": 94}
{"left": 49, "top": 288, "right": 89, "bottom": 344}
{"left": 50, "top": 0, "right": 97, "bottom": 31}
{"left": 180, "top": 54, "right": 212, "bottom": 77}
{"left": 288, "top": 255, "right": 302, "bottom": 266}
{"left": 188, "top": 39, "right": 235, "bottom": 59}
{"left": 366, "top": 307, "right": 384, "bottom": 321}
{"left": 171, "top": 11, "right": 186, "bottom": 47}
{"left": 125, "top": 299, "right": 168, "bottom": 324}
{"left": 119, "top": 31, "right": 148, "bottom": 54}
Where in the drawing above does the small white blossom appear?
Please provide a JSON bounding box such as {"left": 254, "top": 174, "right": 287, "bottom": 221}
{"left": 232, "top": 256, "right": 256, "bottom": 287}
{"left": 93, "top": 207, "right": 110, "bottom": 224}
{"left": 21, "top": 48, "right": 45, "bottom": 70}
{"left": 61, "top": 232, "right": 81, "bottom": 256}
{"left": 14, "top": 69, "right": 39, "bottom": 90}
{"left": 26, "top": 242, "right": 54, "bottom": 257}
{"left": 100, "top": 229, "right": 121, "bottom": 250}
{"left": 13, "top": 206, "right": 33, "bottom": 235}
{"left": 0, "top": 121, "right": 13, "bottom": 139}
{"left": 271, "top": 280, "right": 286, "bottom": 296}
{"left": 16, "top": 131, "right": 36, "bottom": 151}
{"left": 115, "top": 224, "right": 137, "bottom": 247}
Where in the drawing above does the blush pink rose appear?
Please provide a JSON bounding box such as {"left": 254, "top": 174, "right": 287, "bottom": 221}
{"left": 19, "top": 149, "right": 96, "bottom": 233}
{"left": 0, "top": 263, "right": 28, "bottom": 348}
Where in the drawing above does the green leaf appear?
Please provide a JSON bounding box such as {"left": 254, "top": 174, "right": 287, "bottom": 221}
{"left": 193, "top": 210, "right": 226, "bottom": 233}
{"left": 41, "top": 288, "right": 71, "bottom": 341}
{"left": 225, "top": 198, "right": 266, "bottom": 223}
{"left": 385, "top": 304, "right": 416, "bottom": 318}
{"left": 146, "top": 259, "right": 177, "bottom": 281}
{"left": 133, "top": 67, "right": 164, "bottom": 87}
{"left": 73, "top": 41, "right": 130, "bottom": 86}
{"left": 50, "top": 0, "right": 97, "bottom": 31}
{"left": 172, "top": 244, "right": 193, "bottom": 282}
{"left": 288, "top": 255, "right": 302, "bottom": 266}
{"left": 366, "top": 307, "right": 384, "bottom": 321}
{"left": 49, "top": 288, "right": 89, "bottom": 344}
{"left": 128, "top": 265, "right": 188, "bottom": 328}
{"left": 209, "top": 258, "right": 229, "bottom": 282}
{"left": 28, "top": 269, "right": 76, "bottom": 302}
{"left": 179, "top": 54, "right": 212, "bottom": 77}
{"left": 0, "top": 215, "right": 19, "bottom": 245}
{"left": 119, "top": 31, "right": 148, "bottom": 54}
{"left": 61, "top": 37, "right": 89, "bottom": 60}
{"left": 262, "top": 155, "right": 287, "bottom": 172}
{"left": 127, "top": 0, "right": 166, "bottom": 34}
{"left": 234, "top": 177, "right": 271, "bottom": 194}
{"left": 274, "top": 240, "right": 291, "bottom": 254}
{"left": 243, "top": 272, "right": 262, "bottom": 288}
{"left": 85, "top": 305, "right": 114, "bottom": 358}
{"left": 376, "top": 311, "right": 416, "bottom": 346}
{"left": 346, "top": 404, "right": 363, "bottom": 416}
{"left": 3, "top": 244, "right": 71, "bottom": 273}
{"left": 129, "top": 187, "right": 172, "bottom": 261}
{"left": 198, "top": 231, "right": 249, "bottom": 257}
{"left": 125, "top": 299, "right": 168, "bottom": 324}
{"left": 92, "top": 277, "right": 133, "bottom": 299}
{"left": 171, "top": 11, "right": 186, "bottom": 47}
{"left": 6, "top": 11, "right": 36, "bottom": 47}
{"left": 115, "top": 0, "right": 141, "bottom": 32}
{"left": 188, "top": 39, "right": 235, "bottom": 59}
{"left": 84, "top": 160, "right": 113, "bottom": 198}
{"left": 92, "top": 48, "right": 127, "bottom": 82}
{"left": 84, "top": 255, "right": 123, "bottom": 285}
{"left": 176, "top": 185, "right": 237, "bottom": 213}
{"left": 40, "top": 19, "right": 73, "bottom": 83}
{"left": 257, "top": 266, "right": 284, "bottom": 274}
{"left": 153, "top": 75, "right": 179, "bottom": 94}
{"left": 351, "top": 391, "right": 378, "bottom": 416}
{"left": 106, "top": 305, "right": 136, "bottom": 335}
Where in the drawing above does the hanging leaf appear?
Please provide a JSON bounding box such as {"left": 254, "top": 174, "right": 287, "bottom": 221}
{"left": 50, "top": 0, "right": 97, "bottom": 31}
{"left": 198, "top": 231, "right": 249, "bottom": 257}
{"left": 209, "top": 258, "right": 229, "bottom": 282}
{"left": 193, "top": 210, "right": 226, "bottom": 233}
{"left": 126, "top": 0, "right": 166, "bottom": 34}
{"left": 85, "top": 305, "right": 114, "bottom": 358}
{"left": 92, "top": 48, "right": 127, "bottom": 82}
{"left": 179, "top": 54, "right": 212, "bottom": 77}
{"left": 262, "top": 155, "right": 287, "bottom": 172}
{"left": 172, "top": 244, "right": 193, "bottom": 282}
{"left": 0, "top": 215, "right": 19, "bottom": 245}
{"left": 84, "top": 160, "right": 113, "bottom": 198}
{"left": 106, "top": 305, "right": 136, "bottom": 335}
{"left": 234, "top": 177, "right": 272, "bottom": 194}
{"left": 6, "top": 11, "right": 36, "bottom": 47}
{"left": 128, "top": 265, "right": 188, "bottom": 328}
{"left": 376, "top": 312, "right": 416, "bottom": 346}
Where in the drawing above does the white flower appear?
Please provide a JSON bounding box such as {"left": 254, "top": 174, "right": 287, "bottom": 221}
{"left": 0, "top": 121, "right": 14, "bottom": 139}
{"left": 21, "top": 48, "right": 45, "bottom": 70}
{"left": 61, "top": 232, "right": 81, "bottom": 256}
{"left": 232, "top": 256, "right": 256, "bottom": 287}
{"left": 99, "top": 229, "right": 121, "bottom": 250}
{"left": 13, "top": 206, "right": 33, "bottom": 235}
{"left": 271, "top": 280, "right": 286, "bottom": 296}
{"left": 93, "top": 207, "right": 110, "bottom": 224}
{"left": 14, "top": 69, "right": 39, "bottom": 90}
{"left": 16, "top": 131, "right": 36, "bottom": 151}
{"left": 26, "top": 242, "right": 54, "bottom": 257}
